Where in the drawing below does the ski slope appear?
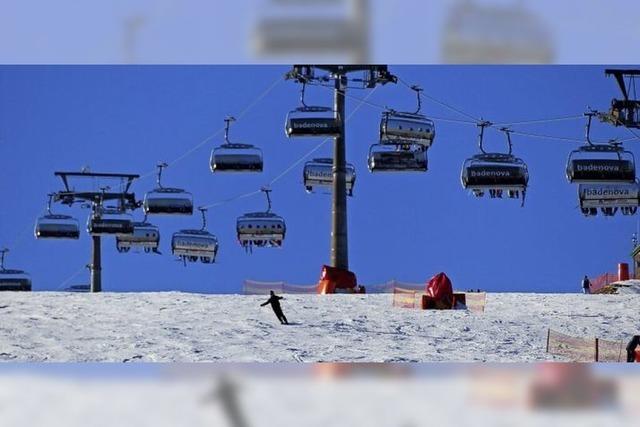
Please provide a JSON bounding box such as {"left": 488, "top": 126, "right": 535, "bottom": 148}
{"left": 0, "top": 292, "right": 638, "bottom": 362}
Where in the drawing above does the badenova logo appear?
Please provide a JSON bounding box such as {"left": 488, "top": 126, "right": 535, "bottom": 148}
{"left": 293, "top": 120, "right": 332, "bottom": 129}
{"left": 576, "top": 164, "right": 621, "bottom": 172}
{"left": 470, "top": 169, "right": 511, "bottom": 177}
{"left": 583, "top": 187, "right": 635, "bottom": 198}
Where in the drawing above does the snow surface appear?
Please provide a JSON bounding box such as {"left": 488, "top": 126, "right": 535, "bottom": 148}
{"left": 0, "top": 292, "right": 638, "bottom": 362}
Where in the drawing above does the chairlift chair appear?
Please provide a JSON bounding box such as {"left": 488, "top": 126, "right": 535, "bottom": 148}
{"left": 34, "top": 194, "right": 80, "bottom": 239}
{"left": 236, "top": 188, "right": 286, "bottom": 252}
{"left": 566, "top": 113, "right": 636, "bottom": 184}
{"left": 460, "top": 125, "right": 529, "bottom": 205}
{"left": 367, "top": 144, "right": 428, "bottom": 173}
{"left": 171, "top": 208, "right": 218, "bottom": 264}
{"left": 303, "top": 158, "right": 356, "bottom": 195}
{"left": 578, "top": 182, "right": 640, "bottom": 217}
{"left": 210, "top": 117, "right": 264, "bottom": 173}
{"left": 87, "top": 207, "right": 134, "bottom": 236}
{"left": 380, "top": 86, "right": 436, "bottom": 148}
{"left": 143, "top": 163, "right": 194, "bottom": 215}
{"left": 285, "top": 81, "right": 340, "bottom": 138}
{"left": 0, "top": 249, "right": 31, "bottom": 291}
{"left": 116, "top": 220, "right": 160, "bottom": 253}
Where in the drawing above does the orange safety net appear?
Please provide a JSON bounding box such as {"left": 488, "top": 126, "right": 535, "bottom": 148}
{"left": 546, "top": 329, "right": 626, "bottom": 362}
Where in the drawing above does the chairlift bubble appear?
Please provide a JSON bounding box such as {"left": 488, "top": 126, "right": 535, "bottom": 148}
{"left": 285, "top": 81, "right": 340, "bottom": 138}
{"left": 171, "top": 208, "right": 218, "bottom": 264}
{"left": 87, "top": 207, "right": 134, "bottom": 236}
{"left": 116, "top": 221, "right": 160, "bottom": 254}
{"left": 0, "top": 249, "right": 31, "bottom": 291}
{"left": 380, "top": 86, "right": 435, "bottom": 148}
{"left": 303, "top": 158, "right": 355, "bottom": 195}
{"left": 461, "top": 125, "right": 529, "bottom": 205}
{"left": 367, "top": 144, "right": 428, "bottom": 173}
{"left": 210, "top": 117, "right": 264, "bottom": 173}
{"left": 578, "top": 182, "right": 640, "bottom": 217}
{"left": 566, "top": 113, "right": 636, "bottom": 184}
{"left": 34, "top": 194, "right": 80, "bottom": 239}
{"left": 143, "top": 163, "right": 194, "bottom": 215}
{"left": 237, "top": 188, "right": 286, "bottom": 252}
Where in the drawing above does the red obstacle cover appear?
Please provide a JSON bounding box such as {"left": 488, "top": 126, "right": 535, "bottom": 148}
{"left": 425, "top": 272, "right": 454, "bottom": 308}
{"left": 317, "top": 265, "right": 360, "bottom": 294}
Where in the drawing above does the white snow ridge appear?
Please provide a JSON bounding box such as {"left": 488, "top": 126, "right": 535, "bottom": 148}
{"left": 0, "top": 292, "right": 638, "bottom": 362}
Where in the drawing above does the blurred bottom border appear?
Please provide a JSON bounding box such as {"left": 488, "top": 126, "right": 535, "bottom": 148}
{"left": 1, "top": 363, "right": 638, "bottom": 427}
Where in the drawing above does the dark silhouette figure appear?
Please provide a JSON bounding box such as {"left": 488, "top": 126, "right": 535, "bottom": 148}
{"left": 261, "top": 290, "right": 288, "bottom": 324}
{"left": 582, "top": 275, "right": 591, "bottom": 294}
{"left": 627, "top": 335, "right": 640, "bottom": 363}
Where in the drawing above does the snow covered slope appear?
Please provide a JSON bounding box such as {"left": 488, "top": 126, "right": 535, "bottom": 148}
{"left": 0, "top": 292, "right": 637, "bottom": 362}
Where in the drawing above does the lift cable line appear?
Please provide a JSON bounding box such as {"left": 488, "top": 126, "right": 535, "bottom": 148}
{"left": 118, "top": 76, "right": 283, "bottom": 189}
{"left": 199, "top": 85, "right": 380, "bottom": 211}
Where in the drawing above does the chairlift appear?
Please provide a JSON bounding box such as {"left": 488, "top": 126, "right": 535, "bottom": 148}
{"left": 87, "top": 206, "right": 134, "bottom": 236}
{"left": 116, "top": 215, "right": 160, "bottom": 254}
{"left": 367, "top": 144, "right": 428, "bottom": 173}
{"left": 237, "top": 188, "right": 286, "bottom": 252}
{"left": 34, "top": 194, "right": 80, "bottom": 239}
{"left": 578, "top": 182, "right": 640, "bottom": 217}
{"left": 0, "top": 249, "right": 31, "bottom": 291}
{"left": 566, "top": 113, "right": 636, "bottom": 184}
{"left": 210, "top": 117, "right": 264, "bottom": 173}
{"left": 380, "top": 86, "right": 436, "bottom": 148}
{"left": 171, "top": 207, "right": 218, "bottom": 264}
{"left": 303, "top": 158, "right": 356, "bottom": 195}
{"left": 285, "top": 81, "right": 340, "bottom": 138}
{"left": 144, "top": 163, "right": 194, "bottom": 215}
{"left": 461, "top": 125, "right": 529, "bottom": 205}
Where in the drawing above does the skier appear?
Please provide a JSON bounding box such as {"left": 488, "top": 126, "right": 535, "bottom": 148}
{"left": 581, "top": 275, "right": 591, "bottom": 294}
{"left": 260, "top": 290, "right": 289, "bottom": 324}
{"left": 627, "top": 335, "right": 640, "bottom": 363}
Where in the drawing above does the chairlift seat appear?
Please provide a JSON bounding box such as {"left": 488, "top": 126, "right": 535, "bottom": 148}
{"left": 303, "top": 158, "right": 356, "bottom": 195}
{"left": 171, "top": 229, "right": 219, "bottom": 261}
{"left": 380, "top": 111, "right": 436, "bottom": 147}
{"left": 367, "top": 144, "right": 428, "bottom": 172}
{"left": 285, "top": 106, "right": 340, "bottom": 137}
{"left": 461, "top": 153, "right": 529, "bottom": 189}
{"left": 0, "top": 269, "right": 32, "bottom": 291}
{"left": 35, "top": 214, "right": 80, "bottom": 239}
{"left": 144, "top": 188, "right": 194, "bottom": 215}
{"left": 210, "top": 143, "right": 264, "bottom": 173}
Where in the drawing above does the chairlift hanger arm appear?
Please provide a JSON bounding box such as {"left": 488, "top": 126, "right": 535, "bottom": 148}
{"left": 605, "top": 69, "right": 640, "bottom": 101}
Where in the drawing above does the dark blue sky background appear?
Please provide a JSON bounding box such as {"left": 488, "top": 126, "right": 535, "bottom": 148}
{"left": 0, "top": 66, "right": 637, "bottom": 293}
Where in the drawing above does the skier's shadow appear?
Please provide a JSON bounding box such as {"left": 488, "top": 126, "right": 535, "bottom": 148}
{"left": 283, "top": 322, "right": 302, "bottom": 326}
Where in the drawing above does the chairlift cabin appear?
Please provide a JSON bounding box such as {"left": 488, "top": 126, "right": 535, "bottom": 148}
{"left": 303, "top": 158, "right": 356, "bottom": 195}
{"left": 566, "top": 145, "right": 636, "bottom": 184}
{"left": 172, "top": 230, "right": 218, "bottom": 264}
{"left": 578, "top": 183, "right": 640, "bottom": 217}
{"left": 367, "top": 144, "right": 428, "bottom": 173}
{"left": 461, "top": 154, "right": 529, "bottom": 200}
{"left": 35, "top": 214, "right": 80, "bottom": 239}
{"left": 34, "top": 194, "right": 80, "bottom": 239}
{"left": 0, "top": 269, "right": 32, "bottom": 291}
{"left": 210, "top": 117, "right": 264, "bottom": 173}
{"left": 0, "top": 249, "right": 31, "bottom": 291}
{"left": 116, "top": 222, "right": 160, "bottom": 253}
{"left": 286, "top": 106, "right": 340, "bottom": 138}
{"left": 461, "top": 125, "right": 529, "bottom": 204}
{"left": 285, "top": 82, "right": 339, "bottom": 138}
{"left": 143, "top": 163, "right": 194, "bottom": 215}
{"left": 87, "top": 209, "right": 134, "bottom": 236}
{"left": 171, "top": 208, "right": 218, "bottom": 264}
{"left": 380, "top": 111, "right": 436, "bottom": 148}
{"left": 210, "top": 144, "right": 264, "bottom": 173}
{"left": 236, "top": 188, "right": 286, "bottom": 252}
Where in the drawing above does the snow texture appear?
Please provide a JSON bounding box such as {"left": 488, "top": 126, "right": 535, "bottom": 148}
{"left": 0, "top": 292, "right": 638, "bottom": 362}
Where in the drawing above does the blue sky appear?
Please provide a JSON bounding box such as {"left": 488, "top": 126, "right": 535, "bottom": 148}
{"left": 0, "top": 65, "right": 637, "bottom": 293}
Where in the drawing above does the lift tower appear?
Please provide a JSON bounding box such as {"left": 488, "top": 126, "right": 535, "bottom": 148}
{"left": 53, "top": 171, "right": 140, "bottom": 292}
{"left": 286, "top": 65, "right": 396, "bottom": 271}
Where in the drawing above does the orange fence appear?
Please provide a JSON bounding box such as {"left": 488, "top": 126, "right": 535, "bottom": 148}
{"left": 546, "top": 329, "right": 626, "bottom": 362}
{"left": 590, "top": 272, "right": 618, "bottom": 294}
{"left": 244, "top": 279, "right": 426, "bottom": 295}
